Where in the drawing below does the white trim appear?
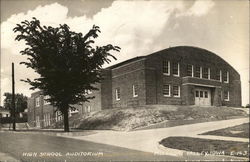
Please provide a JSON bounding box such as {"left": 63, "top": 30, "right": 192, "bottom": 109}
{"left": 173, "top": 85, "right": 180, "bottom": 97}
{"left": 182, "top": 83, "right": 221, "bottom": 88}
{"left": 182, "top": 76, "right": 221, "bottom": 83}
{"left": 219, "top": 70, "right": 222, "bottom": 82}
{"left": 200, "top": 66, "right": 202, "bottom": 79}
{"left": 133, "top": 85, "right": 138, "bottom": 97}
{"left": 208, "top": 68, "right": 210, "bottom": 80}
{"left": 173, "top": 62, "right": 180, "bottom": 77}
{"left": 163, "top": 60, "right": 170, "bottom": 76}
{"left": 224, "top": 71, "right": 229, "bottom": 83}
{"left": 35, "top": 97, "right": 40, "bottom": 107}
{"left": 44, "top": 95, "right": 50, "bottom": 105}
{"left": 191, "top": 65, "right": 194, "bottom": 77}
{"left": 163, "top": 84, "right": 171, "bottom": 97}
{"left": 115, "top": 88, "right": 120, "bottom": 101}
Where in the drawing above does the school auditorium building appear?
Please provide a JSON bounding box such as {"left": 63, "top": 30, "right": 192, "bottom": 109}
{"left": 27, "top": 46, "right": 242, "bottom": 128}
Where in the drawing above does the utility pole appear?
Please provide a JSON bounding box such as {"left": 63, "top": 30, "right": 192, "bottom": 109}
{"left": 12, "top": 63, "right": 16, "bottom": 131}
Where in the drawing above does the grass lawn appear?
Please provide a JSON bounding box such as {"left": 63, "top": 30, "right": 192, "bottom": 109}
{"left": 201, "top": 123, "right": 249, "bottom": 138}
{"left": 51, "top": 106, "right": 248, "bottom": 131}
{"left": 159, "top": 136, "right": 249, "bottom": 158}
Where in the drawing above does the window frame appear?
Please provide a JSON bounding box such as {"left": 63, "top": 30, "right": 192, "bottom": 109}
{"left": 187, "top": 64, "right": 194, "bottom": 77}
{"left": 223, "top": 71, "right": 229, "bottom": 83}
{"left": 133, "top": 85, "right": 138, "bottom": 97}
{"left": 35, "top": 97, "right": 40, "bottom": 107}
{"left": 173, "top": 62, "right": 180, "bottom": 77}
{"left": 163, "top": 60, "right": 170, "bottom": 75}
{"left": 224, "top": 90, "right": 230, "bottom": 101}
{"left": 173, "top": 85, "right": 180, "bottom": 98}
{"left": 115, "top": 88, "right": 121, "bottom": 101}
{"left": 43, "top": 95, "right": 50, "bottom": 105}
{"left": 163, "top": 84, "right": 171, "bottom": 97}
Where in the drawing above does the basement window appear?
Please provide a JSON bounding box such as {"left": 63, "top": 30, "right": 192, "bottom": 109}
{"left": 224, "top": 91, "right": 229, "bottom": 101}
{"left": 173, "top": 85, "right": 180, "bottom": 97}
{"left": 163, "top": 84, "right": 171, "bottom": 97}
{"left": 115, "top": 88, "right": 121, "bottom": 101}
{"left": 163, "top": 60, "right": 170, "bottom": 75}
{"left": 133, "top": 85, "right": 138, "bottom": 97}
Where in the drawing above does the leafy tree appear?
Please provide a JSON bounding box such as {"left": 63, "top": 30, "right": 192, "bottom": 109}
{"left": 3, "top": 92, "right": 28, "bottom": 113}
{"left": 14, "top": 17, "right": 120, "bottom": 132}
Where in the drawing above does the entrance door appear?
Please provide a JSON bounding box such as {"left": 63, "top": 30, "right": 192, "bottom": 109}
{"left": 195, "top": 88, "right": 211, "bottom": 106}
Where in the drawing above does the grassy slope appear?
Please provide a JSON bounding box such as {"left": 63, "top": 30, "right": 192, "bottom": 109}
{"left": 51, "top": 106, "right": 248, "bottom": 131}
{"left": 159, "top": 136, "right": 249, "bottom": 158}
{"left": 201, "top": 123, "right": 249, "bottom": 138}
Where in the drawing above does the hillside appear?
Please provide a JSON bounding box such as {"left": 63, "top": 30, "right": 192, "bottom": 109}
{"left": 51, "top": 106, "right": 248, "bottom": 131}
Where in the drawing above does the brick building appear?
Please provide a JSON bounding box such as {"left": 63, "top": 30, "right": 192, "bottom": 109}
{"left": 27, "top": 46, "right": 242, "bottom": 127}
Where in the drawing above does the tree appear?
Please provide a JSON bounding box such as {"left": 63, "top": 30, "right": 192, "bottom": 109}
{"left": 14, "top": 17, "right": 120, "bottom": 132}
{"left": 3, "top": 92, "right": 28, "bottom": 113}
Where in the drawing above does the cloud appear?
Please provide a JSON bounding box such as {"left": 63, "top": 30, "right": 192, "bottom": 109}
{"left": 178, "top": 0, "right": 215, "bottom": 17}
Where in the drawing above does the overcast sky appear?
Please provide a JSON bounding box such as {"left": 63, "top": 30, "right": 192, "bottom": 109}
{"left": 0, "top": 0, "right": 249, "bottom": 106}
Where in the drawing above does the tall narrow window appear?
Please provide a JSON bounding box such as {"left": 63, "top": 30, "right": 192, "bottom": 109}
{"left": 35, "top": 97, "right": 40, "bottom": 107}
{"left": 133, "top": 85, "right": 138, "bottom": 97}
{"left": 215, "top": 69, "right": 222, "bottom": 81}
{"left": 163, "top": 84, "right": 171, "bottom": 97}
{"left": 223, "top": 71, "right": 229, "bottom": 83}
{"left": 202, "top": 67, "right": 209, "bottom": 79}
{"left": 195, "top": 66, "right": 201, "bottom": 78}
{"left": 173, "top": 85, "right": 180, "bottom": 97}
{"left": 115, "top": 88, "right": 121, "bottom": 101}
{"left": 187, "top": 64, "right": 193, "bottom": 77}
{"left": 173, "top": 62, "right": 179, "bottom": 76}
{"left": 163, "top": 60, "right": 170, "bottom": 75}
{"left": 224, "top": 90, "right": 229, "bottom": 101}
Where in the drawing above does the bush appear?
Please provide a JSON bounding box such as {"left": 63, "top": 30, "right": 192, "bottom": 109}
{"left": 245, "top": 104, "right": 250, "bottom": 108}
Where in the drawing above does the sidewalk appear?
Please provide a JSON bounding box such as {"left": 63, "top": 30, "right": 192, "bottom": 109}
{"left": 0, "top": 152, "right": 19, "bottom": 161}
{"left": 61, "top": 117, "right": 249, "bottom": 160}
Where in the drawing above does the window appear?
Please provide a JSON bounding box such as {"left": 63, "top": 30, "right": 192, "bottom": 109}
{"left": 173, "top": 62, "right": 179, "bottom": 76}
{"left": 215, "top": 70, "right": 222, "bottom": 82}
{"left": 187, "top": 64, "right": 193, "bottom": 77}
{"left": 204, "top": 91, "right": 208, "bottom": 98}
{"left": 55, "top": 111, "right": 62, "bottom": 122}
{"left": 35, "top": 97, "right": 40, "bottom": 107}
{"left": 44, "top": 95, "right": 50, "bottom": 105}
{"left": 173, "top": 85, "right": 180, "bottom": 97}
{"left": 163, "top": 60, "right": 170, "bottom": 75}
{"left": 223, "top": 71, "right": 229, "bottom": 83}
{"left": 202, "top": 67, "right": 210, "bottom": 79}
{"left": 85, "top": 106, "right": 91, "bottom": 113}
{"left": 224, "top": 91, "right": 229, "bottom": 101}
{"left": 195, "top": 66, "right": 201, "bottom": 78}
{"left": 200, "top": 91, "right": 203, "bottom": 98}
{"left": 195, "top": 91, "right": 199, "bottom": 97}
{"left": 163, "top": 84, "right": 171, "bottom": 97}
{"left": 133, "top": 85, "right": 138, "bottom": 97}
{"left": 115, "top": 88, "right": 120, "bottom": 101}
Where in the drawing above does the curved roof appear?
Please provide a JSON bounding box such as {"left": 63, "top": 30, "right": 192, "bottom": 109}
{"left": 106, "top": 46, "right": 239, "bottom": 75}
{"left": 146, "top": 46, "right": 238, "bottom": 74}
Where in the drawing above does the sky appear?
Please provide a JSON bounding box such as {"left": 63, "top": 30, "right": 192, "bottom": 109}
{"left": 0, "top": 0, "right": 249, "bottom": 106}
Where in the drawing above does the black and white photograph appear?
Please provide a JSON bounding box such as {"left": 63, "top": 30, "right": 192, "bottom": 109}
{"left": 0, "top": 0, "right": 249, "bottom": 161}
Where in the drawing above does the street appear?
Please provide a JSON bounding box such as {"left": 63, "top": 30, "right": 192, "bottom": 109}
{"left": 0, "top": 131, "right": 184, "bottom": 161}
